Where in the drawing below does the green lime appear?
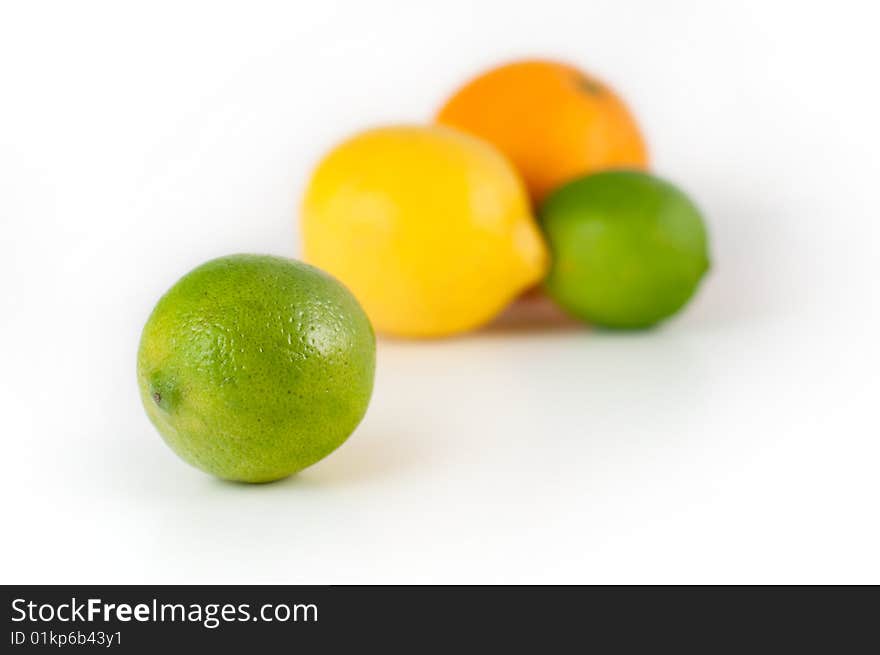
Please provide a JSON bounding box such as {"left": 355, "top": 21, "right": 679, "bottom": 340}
{"left": 137, "top": 254, "right": 375, "bottom": 483}
{"left": 540, "top": 170, "right": 710, "bottom": 328}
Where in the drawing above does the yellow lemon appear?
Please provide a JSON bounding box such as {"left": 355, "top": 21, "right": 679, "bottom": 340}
{"left": 300, "top": 125, "right": 548, "bottom": 338}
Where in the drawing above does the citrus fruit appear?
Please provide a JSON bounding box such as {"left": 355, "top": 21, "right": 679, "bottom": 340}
{"left": 436, "top": 59, "right": 649, "bottom": 203}
{"left": 301, "top": 125, "right": 548, "bottom": 338}
{"left": 137, "top": 254, "right": 375, "bottom": 483}
{"left": 540, "top": 171, "right": 710, "bottom": 328}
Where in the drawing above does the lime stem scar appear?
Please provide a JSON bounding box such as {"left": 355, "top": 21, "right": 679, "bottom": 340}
{"left": 153, "top": 392, "right": 162, "bottom": 404}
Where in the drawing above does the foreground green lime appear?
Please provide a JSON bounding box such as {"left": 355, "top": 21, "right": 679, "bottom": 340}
{"left": 540, "top": 171, "right": 710, "bottom": 328}
{"left": 137, "top": 254, "right": 375, "bottom": 483}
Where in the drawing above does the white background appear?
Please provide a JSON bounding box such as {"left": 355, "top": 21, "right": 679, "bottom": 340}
{"left": 1, "top": 0, "right": 878, "bottom": 584}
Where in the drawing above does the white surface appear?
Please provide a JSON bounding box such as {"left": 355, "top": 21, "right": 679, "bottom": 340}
{"left": 1, "top": 0, "right": 878, "bottom": 584}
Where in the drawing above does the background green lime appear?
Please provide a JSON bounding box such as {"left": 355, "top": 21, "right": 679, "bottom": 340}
{"left": 540, "top": 170, "right": 710, "bottom": 328}
{"left": 137, "top": 254, "right": 375, "bottom": 483}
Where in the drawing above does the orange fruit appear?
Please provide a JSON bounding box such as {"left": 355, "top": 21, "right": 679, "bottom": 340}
{"left": 436, "top": 59, "right": 649, "bottom": 203}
